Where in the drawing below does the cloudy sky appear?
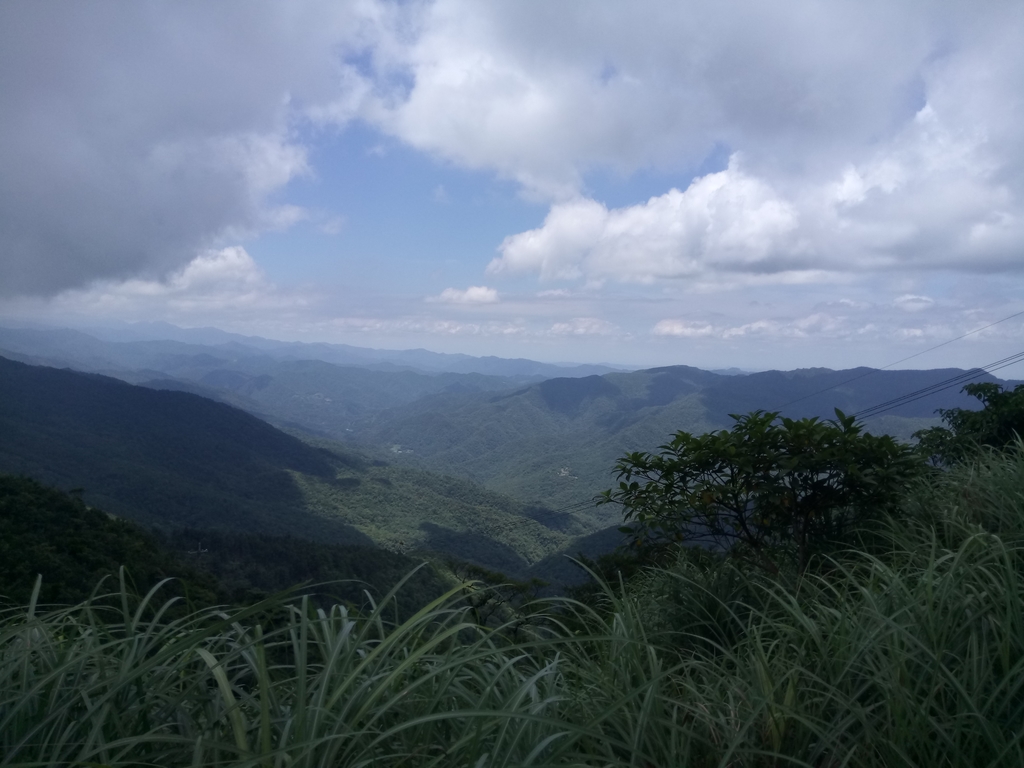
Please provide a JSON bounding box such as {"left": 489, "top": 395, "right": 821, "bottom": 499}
{"left": 1, "top": 0, "right": 1023, "bottom": 372}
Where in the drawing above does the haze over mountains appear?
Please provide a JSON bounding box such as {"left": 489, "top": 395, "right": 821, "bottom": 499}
{"left": 1, "top": 323, "right": 622, "bottom": 378}
{"left": 1, "top": 321, "right": 1019, "bottom": 584}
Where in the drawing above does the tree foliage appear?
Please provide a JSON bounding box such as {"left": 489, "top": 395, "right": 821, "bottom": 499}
{"left": 0, "top": 474, "right": 447, "bottom": 617}
{"left": 601, "top": 410, "right": 924, "bottom": 573}
{"left": 915, "top": 382, "right": 1024, "bottom": 465}
{"left": 0, "top": 474, "right": 219, "bottom": 609}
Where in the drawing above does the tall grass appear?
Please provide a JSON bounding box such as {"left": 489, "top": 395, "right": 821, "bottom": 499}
{"left": 4, "top": 445, "right": 1024, "bottom": 766}
{"left": 1, "top": 568, "right": 573, "bottom": 767}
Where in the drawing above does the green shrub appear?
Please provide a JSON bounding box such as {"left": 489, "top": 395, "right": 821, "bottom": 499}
{"left": 601, "top": 409, "right": 924, "bottom": 574}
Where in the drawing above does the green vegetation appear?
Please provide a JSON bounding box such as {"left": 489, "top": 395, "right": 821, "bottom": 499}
{"left": 293, "top": 461, "right": 583, "bottom": 573}
{"left": 601, "top": 409, "right": 924, "bottom": 573}
{"left": 0, "top": 474, "right": 218, "bottom": 608}
{"left": 4, "top": 341, "right": 1024, "bottom": 764}
{"left": 356, "top": 365, "right": 992, "bottom": 511}
{"left": 354, "top": 372, "right": 720, "bottom": 513}
{"left": 0, "top": 474, "right": 449, "bottom": 617}
{"left": 2, "top": 331, "right": 1003, "bottom": 520}
{"left": 916, "top": 381, "right": 1024, "bottom": 464}
{"left": 0, "top": 356, "right": 572, "bottom": 571}
{"left": 0, "top": 326, "right": 540, "bottom": 432}
{"left": 4, "top": 442, "right": 1024, "bottom": 766}
{"left": 155, "top": 528, "right": 450, "bottom": 618}
{"left": 0, "top": 355, "right": 365, "bottom": 543}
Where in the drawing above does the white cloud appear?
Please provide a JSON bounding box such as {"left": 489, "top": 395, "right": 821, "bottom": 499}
{"left": 4, "top": 0, "right": 1024, "bottom": 373}
{"left": 490, "top": 157, "right": 804, "bottom": 282}
{"left": 489, "top": 102, "right": 1024, "bottom": 285}
{"left": 326, "top": 316, "right": 528, "bottom": 337}
{"left": 318, "top": 215, "right": 347, "bottom": 236}
{"left": 0, "top": 2, "right": 367, "bottom": 296}
{"left": 431, "top": 286, "right": 500, "bottom": 304}
{"left": 648, "top": 303, "right": 1024, "bottom": 349}
{"left": 20, "top": 247, "right": 306, "bottom": 321}
{"left": 893, "top": 294, "right": 935, "bottom": 312}
{"left": 360, "top": 1, "right": 954, "bottom": 200}
{"left": 653, "top": 320, "right": 715, "bottom": 338}
{"left": 359, "top": 2, "right": 1024, "bottom": 283}
{"left": 548, "top": 317, "right": 617, "bottom": 336}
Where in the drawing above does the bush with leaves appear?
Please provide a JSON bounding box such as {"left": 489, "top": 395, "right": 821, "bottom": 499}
{"left": 600, "top": 409, "right": 924, "bottom": 574}
{"left": 915, "top": 382, "right": 1024, "bottom": 465}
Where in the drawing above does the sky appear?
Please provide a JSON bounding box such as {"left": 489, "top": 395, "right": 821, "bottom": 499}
{"left": 1, "top": 1, "right": 1023, "bottom": 373}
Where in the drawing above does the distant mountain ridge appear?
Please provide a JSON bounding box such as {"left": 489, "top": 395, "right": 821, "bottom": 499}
{"left": 354, "top": 364, "right": 1022, "bottom": 510}
{"left": 0, "top": 324, "right": 629, "bottom": 436}
{"left": 3, "top": 321, "right": 1020, "bottom": 520}
{"left": 74, "top": 321, "right": 628, "bottom": 377}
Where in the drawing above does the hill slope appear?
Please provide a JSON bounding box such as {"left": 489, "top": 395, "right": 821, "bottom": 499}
{"left": 0, "top": 354, "right": 367, "bottom": 541}
{"left": 0, "top": 326, "right": 544, "bottom": 435}
{"left": 0, "top": 355, "right": 574, "bottom": 573}
{"left": 0, "top": 473, "right": 219, "bottom": 607}
{"left": 0, "top": 474, "right": 447, "bottom": 614}
{"left": 354, "top": 365, "right": 1018, "bottom": 509}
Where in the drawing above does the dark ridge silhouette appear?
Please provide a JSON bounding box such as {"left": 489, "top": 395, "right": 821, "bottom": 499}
{"left": 0, "top": 355, "right": 368, "bottom": 544}
{"left": 0, "top": 474, "right": 447, "bottom": 616}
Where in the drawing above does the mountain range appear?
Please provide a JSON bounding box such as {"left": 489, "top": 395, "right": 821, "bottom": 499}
{"left": 1, "top": 321, "right": 1019, "bottom": 585}
{"left": 353, "top": 364, "right": 1016, "bottom": 509}
{"left": 6, "top": 322, "right": 623, "bottom": 378}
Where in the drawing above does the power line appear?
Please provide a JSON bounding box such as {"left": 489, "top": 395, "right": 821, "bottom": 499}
{"left": 774, "top": 308, "right": 1024, "bottom": 411}
{"left": 516, "top": 353, "right": 1024, "bottom": 533}
{"left": 504, "top": 316, "right": 1024, "bottom": 532}
{"left": 854, "top": 349, "right": 1024, "bottom": 420}
{"left": 516, "top": 354, "right": 1024, "bottom": 531}
{"left": 855, "top": 349, "right": 1024, "bottom": 419}
{"left": 871, "top": 309, "right": 1024, "bottom": 369}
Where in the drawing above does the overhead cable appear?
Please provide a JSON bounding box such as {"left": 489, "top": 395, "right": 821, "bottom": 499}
{"left": 853, "top": 349, "right": 1024, "bottom": 420}
{"left": 775, "top": 308, "right": 1024, "bottom": 411}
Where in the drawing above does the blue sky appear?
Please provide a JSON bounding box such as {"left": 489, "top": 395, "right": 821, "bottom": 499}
{"left": 1, "top": 1, "right": 1023, "bottom": 373}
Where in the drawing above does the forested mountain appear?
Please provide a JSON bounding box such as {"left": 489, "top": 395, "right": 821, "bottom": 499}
{"left": 3, "top": 323, "right": 1018, "bottom": 578}
{"left": 5, "top": 324, "right": 1017, "bottom": 516}
{"left": 0, "top": 475, "right": 447, "bottom": 614}
{"left": 354, "top": 365, "right": 1019, "bottom": 509}
{"left": 0, "top": 474, "right": 218, "bottom": 607}
{"left": 0, "top": 326, "right": 538, "bottom": 428}
{"left": 0, "top": 354, "right": 365, "bottom": 542}
{"left": 0, "top": 355, "right": 579, "bottom": 574}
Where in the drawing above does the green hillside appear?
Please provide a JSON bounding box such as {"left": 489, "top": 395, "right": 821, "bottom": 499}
{"left": 0, "top": 354, "right": 365, "bottom": 543}
{"left": 291, "top": 459, "right": 583, "bottom": 574}
{"left": 0, "top": 326, "right": 537, "bottom": 433}
{"left": 353, "top": 373, "right": 717, "bottom": 511}
{"left": 0, "top": 474, "right": 218, "bottom": 607}
{"left": 0, "top": 356, "right": 572, "bottom": 573}
{"left": 352, "top": 365, "right": 1007, "bottom": 509}
{"left": 2, "top": 326, "right": 991, "bottom": 520}
{"left": 3, "top": 335, "right": 1005, "bottom": 573}
{"left": 0, "top": 474, "right": 447, "bottom": 615}
{"left": 7, "top": 445, "right": 1024, "bottom": 767}
{"left": 0, "top": 324, "right": 618, "bottom": 378}
{"left": 184, "top": 356, "right": 535, "bottom": 436}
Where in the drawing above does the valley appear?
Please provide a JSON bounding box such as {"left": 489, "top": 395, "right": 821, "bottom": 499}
{"left": 1, "top": 322, "right": 1019, "bottom": 589}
